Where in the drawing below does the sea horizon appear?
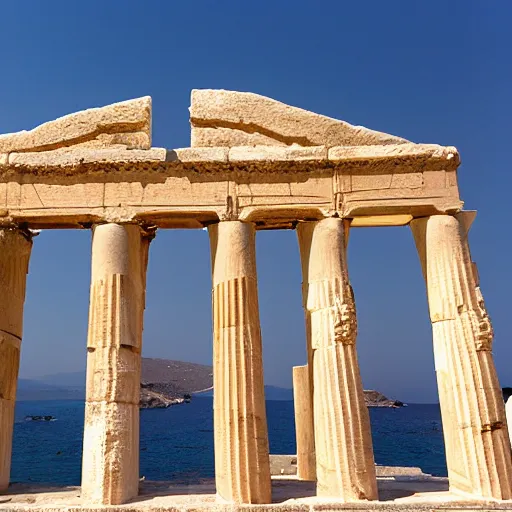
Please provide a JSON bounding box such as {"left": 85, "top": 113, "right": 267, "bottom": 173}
{"left": 10, "top": 398, "right": 447, "bottom": 486}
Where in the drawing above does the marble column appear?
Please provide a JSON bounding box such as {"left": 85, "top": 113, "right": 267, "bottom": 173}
{"left": 411, "top": 213, "right": 512, "bottom": 499}
{"left": 293, "top": 365, "right": 316, "bottom": 481}
{"left": 0, "top": 229, "right": 32, "bottom": 492}
{"left": 300, "top": 218, "right": 377, "bottom": 500}
{"left": 208, "top": 221, "right": 271, "bottom": 504}
{"left": 296, "top": 223, "right": 317, "bottom": 481}
{"left": 81, "top": 223, "right": 152, "bottom": 505}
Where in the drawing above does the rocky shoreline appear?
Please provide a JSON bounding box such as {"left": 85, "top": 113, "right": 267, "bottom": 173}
{"left": 139, "top": 385, "right": 405, "bottom": 409}
{"left": 364, "top": 389, "right": 405, "bottom": 408}
{"left": 22, "top": 359, "right": 405, "bottom": 409}
{"left": 140, "top": 388, "right": 185, "bottom": 409}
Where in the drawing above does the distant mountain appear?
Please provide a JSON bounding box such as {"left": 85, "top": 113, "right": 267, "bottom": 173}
{"left": 141, "top": 358, "right": 213, "bottom": 396}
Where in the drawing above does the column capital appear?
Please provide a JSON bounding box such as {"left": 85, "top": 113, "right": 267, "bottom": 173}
{"left": 89, "top": 222, "right": 156, "bottom": 244}
{"left": 90, "top": 221, "right": 144, "bottom": 230}
{"left": 456, "top": 210, "right": 477, "bottom": 234}
{"left": 208, "top": 220, "right": 257, "bottom": 286}
{"left": 0, "top": 226, "right": 38, "bottom": 242}
{"left": 206, "top": 218, "right": 256, "bottom": 227}
{"left": 410, "top": 211, "right": 477, "bottom": 237}
{"left": 140, "top": 224, "right": 157, "bottom": 242}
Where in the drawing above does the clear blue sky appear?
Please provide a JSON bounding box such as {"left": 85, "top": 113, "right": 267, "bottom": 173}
{"left": 1, "top": 1, "right": 510, "bottom": 403}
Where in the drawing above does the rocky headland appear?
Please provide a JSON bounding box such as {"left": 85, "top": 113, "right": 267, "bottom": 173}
{"left": 139, "top": 358, "right": 213, "bottom": 409}
{"left": 364, "top": 389, "right": 405, "bottom": 408}
{"left": 139, "top": 359, "right": 404, "bottom": 409}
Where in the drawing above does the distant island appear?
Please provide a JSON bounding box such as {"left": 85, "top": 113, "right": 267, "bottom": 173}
{"left": 139, "top": 358, "right": 213, "bottom": 408}
{"left": 17, "top": 358, "right": 404, "bottom": 408}
{"left": 363, "top": 389, "right": 405, "bottom": 408}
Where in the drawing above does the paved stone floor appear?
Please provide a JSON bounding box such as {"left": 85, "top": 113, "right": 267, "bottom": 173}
{"left": 2, "top": 470, "right": 512, "bottom": 511}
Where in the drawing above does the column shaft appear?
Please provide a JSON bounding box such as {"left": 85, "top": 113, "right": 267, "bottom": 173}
{"left": 293, "top": 365, "right": 316, "bottom": 481}
{"left": 81, "top": 224, "right": 151, "bottom": 505}
{"left": 411, "top": 213, "right": 512, "bottom": 499}
{"left": 507, "top": 398, "right": 512, "bottom": 453}
{"left": 303, "top": 218, "right": 377, "bottom": 500}
{"left": 209, "top": 221, "right": 271, "bottom": 504}
{"left": 0, "top": 229, "right": 32, "bottom": 491}
{"left": 297, "top": 223, "right": 317, "bottom": 481}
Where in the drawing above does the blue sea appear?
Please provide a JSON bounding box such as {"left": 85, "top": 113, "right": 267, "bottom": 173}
{"left": 10, "top": 399, "right": 446, "bottom": 486}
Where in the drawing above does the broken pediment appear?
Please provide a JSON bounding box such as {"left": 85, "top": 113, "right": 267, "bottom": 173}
{"left": 0, "top": 97, "right": 151, "bottom": 153}
{"left": 190, "top": 89, "right": 409, "bottom": 148}
{"left": 0, "top": 90, "right": 461, "bottom": 230}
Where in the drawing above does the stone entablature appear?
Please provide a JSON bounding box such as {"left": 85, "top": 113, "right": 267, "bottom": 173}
{"left": 0, "top": 91, "right": 460, "bottom": 231}
{"left": 0, "top": 90, "right": 510, "bottom": 508}
{"left": 0, "top": 143, "right": 460, "bottom": 229}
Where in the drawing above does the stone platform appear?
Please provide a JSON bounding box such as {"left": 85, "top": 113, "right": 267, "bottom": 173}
{"left": 1, "top": 468, "right": 512, "bottom": 511}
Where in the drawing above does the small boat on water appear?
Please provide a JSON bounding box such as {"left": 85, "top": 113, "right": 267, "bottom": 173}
{"left": 24, "top": 415, "right": 56, "bottom": 422}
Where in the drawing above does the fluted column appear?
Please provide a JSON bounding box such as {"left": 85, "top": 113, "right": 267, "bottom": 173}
{"left": 301, "top": 218, "right": 377, "bottom": 500}
{"left": 0, "top": 229, "right": 32, "bottom": 492}
{"left": 411, "top": 213, "right": 512, "bottom": 500}
{"left": 296, "top": 223, "right": 317, "bottom": 481}
{"left": 293, "top": 365, "right": 316, "bottom": 480}
{"left": 81, "top": 223, "right": 152, "bottom": 505}
{"left": 208, "top": 221, "right": 271, "bottom": 504}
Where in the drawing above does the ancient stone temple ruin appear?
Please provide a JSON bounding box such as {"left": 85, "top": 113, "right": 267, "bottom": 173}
{"left": 0, "top": 90, "right": 510, "bottom": 509}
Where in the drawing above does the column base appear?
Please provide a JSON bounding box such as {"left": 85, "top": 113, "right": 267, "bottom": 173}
{"left": 81, "top": 401, "right": 139, "bottom": 505}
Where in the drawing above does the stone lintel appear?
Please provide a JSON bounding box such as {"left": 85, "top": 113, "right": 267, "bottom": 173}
{"left": 1, "top": 143, "right": 459, "bottom": 171}
{"left": 228, "top": 145, "right": 328, "bottom": 162}
{"left": 0, "top": 143, "right": 462, "bottom": 229}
